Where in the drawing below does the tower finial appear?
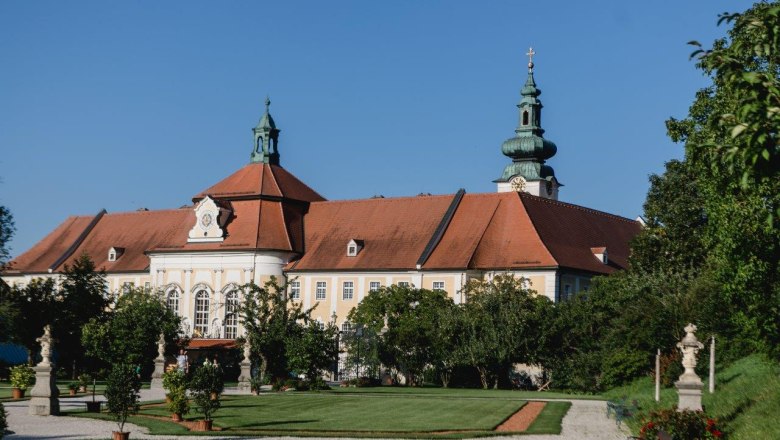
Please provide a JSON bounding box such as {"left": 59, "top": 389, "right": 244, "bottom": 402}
{"left": 526, "top": 47, "right": 536, "bottom": 71}
{"left": 265, "top": 95, "right": 271, "bottom": 111}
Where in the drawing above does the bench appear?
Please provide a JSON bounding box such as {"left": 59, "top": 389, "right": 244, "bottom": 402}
{"left": 606, "top": 398, "right": 638, "bottom": 427}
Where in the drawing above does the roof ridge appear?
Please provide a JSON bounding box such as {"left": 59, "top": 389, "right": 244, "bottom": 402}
{"left": 98, "top": 208, "right": 192, "bottom": 216}
{"left": 518, "top": 192, "right": 638, "bottom": 223}
{"left": 310, "top": 193, "right": 455, "bottom": 206}
{"left": 417, "top": 189, "right": 465, "bottom": 267}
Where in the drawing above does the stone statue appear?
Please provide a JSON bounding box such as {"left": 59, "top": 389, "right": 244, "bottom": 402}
{"left": 36, "top": 325, "right": 53, "bottom": 366}
{"left": 243, "top": 339, "right": 251, "bottom": 361}
{"left": 675, "top": 323, "right": 704, "bottom": 411}
{"left": 238, "top": 338, "right": 252, "bottom": 393}
{"left": 157, "top": 332, "right": 166, "bottom": 359}
{"left": 677, "top": 323, "right": 704, "bottom": 383}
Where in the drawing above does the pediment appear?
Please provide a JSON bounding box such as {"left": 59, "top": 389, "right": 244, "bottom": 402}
{"left": 188, "top": 196, "right": 231, "bottom": 243}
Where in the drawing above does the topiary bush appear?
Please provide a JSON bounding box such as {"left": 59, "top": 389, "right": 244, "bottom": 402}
{"left": 639, "top": 408, "right": 723, "bottom": 439}
{"left": 190, "top": 363, "right": 223, "bottom": 421}
{"left": 9, "top": 365, "right": 34, "bottom": 391}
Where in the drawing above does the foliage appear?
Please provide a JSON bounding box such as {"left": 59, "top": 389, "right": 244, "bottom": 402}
{"left": 639, "top": 409, "right": 723, "bottom": 439}
{"left": 348, "top": 285, "right": 455, "bottom": 386}
{"left": 81, "top": 287, "right": 180, "bottom": 372}
{"left": 285, "top": 321, "right": 338, "bottom": 382}
{"left": 105, "top": 363, "right": 141, "bottom": 433}
{"left": 689, "top": 3, "right": 780, "bottom": 190}
{"left": 68, "top": 381, "right": 79, "bottom": 391}
{"left": 166, "top": 380, "right": 189, "bottom": 417}
{"left": 9, "top": 364, "right": 34, "bottom": 390}
{"left": 0, "top": 206, "right": 14, "bottom": 269}
{"left": 0, "top": 279, "right": 57, "bottom": 363}
{"left": 162, "top": 369, "right": 186, "bottom": 392}
{"left": 55, "top": 253, "right": 111, "bottom": 377}
{"left": 0, "top": 401, "right": 6, "bottom": 440}
{"left": 189, "top": 363, "right": 223, "bottom": 421}
{"left": 238, "top": 277, "right": 313, "bottom": 382}
{"left": 78, "top": 373, "right": 93, "bottom": 389}
{"left": 454, "top": 275, "right": 553, "bottom": 389}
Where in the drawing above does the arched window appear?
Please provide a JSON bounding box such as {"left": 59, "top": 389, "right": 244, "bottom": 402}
{"left": 522, "top": 110, "right": 529, "bottom": 126}
{"left": 194, "top": 290, "right": 210, "bottom": 336}
{"left": 224, "top": 290, "right": 239, "bottom": 339}
{"left": 167, "top": 289, "right": 180, "bottom": 315}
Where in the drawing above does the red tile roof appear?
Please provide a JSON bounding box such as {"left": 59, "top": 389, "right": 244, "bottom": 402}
{"left": 187, "top": 339, "right": 237, "bottom": 350}
{"left": 193, "top": 163, "right": 325, "bottom": 203}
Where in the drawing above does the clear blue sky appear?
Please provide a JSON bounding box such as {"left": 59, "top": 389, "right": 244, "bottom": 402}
{"left": 0, "top": 0, "right": 756, "bottom": 257}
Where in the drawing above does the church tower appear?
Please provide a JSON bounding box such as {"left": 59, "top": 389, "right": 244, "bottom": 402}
{"left": 250, "top": 97, "right": 281, "bottom": 165}
{"left": 495, "top": 49, "right": 561, "bottom": 199}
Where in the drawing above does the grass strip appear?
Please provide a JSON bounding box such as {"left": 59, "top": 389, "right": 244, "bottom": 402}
{"left": 523, "top": 401, "right": 571, "bottom": 434}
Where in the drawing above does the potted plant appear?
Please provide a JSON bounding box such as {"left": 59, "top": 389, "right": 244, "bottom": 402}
{"left": 105, "top": 364, "right": 141, "bottom": 440}
{"left": 67, "top": 381, "right": 79, "bottom": 396}
{"left": 162, "top": 370, "right": 188, "bottom": 421}
{"left": 190, "top": 364, "right": 223, "bottom": 431}
{"left": 78, "top": 373, "right": 92, "bottom": 393}
{"left": 9, "top": 365, "right": 34, "bottom": 399}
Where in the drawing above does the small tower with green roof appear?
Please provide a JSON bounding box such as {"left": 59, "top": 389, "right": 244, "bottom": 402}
{"left": 495, "top": 48, "right": 561, "bottom": 199}
{"left": 250, "top": 96, "right": 280, "bottom": 165}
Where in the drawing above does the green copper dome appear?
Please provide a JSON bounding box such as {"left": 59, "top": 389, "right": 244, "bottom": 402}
{"left": 495, "top": 58, "right": 558, "bottom": 183}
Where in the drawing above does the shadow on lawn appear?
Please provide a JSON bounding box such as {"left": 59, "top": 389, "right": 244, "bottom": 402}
{"left": 229, "top": 419, "right": 319, "bottom": 429}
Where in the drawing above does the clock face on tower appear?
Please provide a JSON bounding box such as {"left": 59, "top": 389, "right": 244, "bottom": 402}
{"left": 200, "top": 212, "right": 214, "bottom": 229}
{"left": 510, "top": 176, "right": 526, "bottom": 192}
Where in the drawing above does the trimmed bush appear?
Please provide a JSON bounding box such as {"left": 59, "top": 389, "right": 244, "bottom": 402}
{"left": 9, "top": 365, "right": 34, "bottom": 391}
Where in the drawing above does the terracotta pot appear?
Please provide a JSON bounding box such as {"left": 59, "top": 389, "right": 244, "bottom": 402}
{"left": 69, "top": 389, "right": 77, "bottom": 396}
{"left": 79, "top": 386, "right": 87, "bottom": 393}
{"left": 210, "top": 392, "right": 218, "bottom": 400}
{"left": 112, "top": 432, "right": 130, "bottom": 440}
{"left": 12, "top": 388, "right": 25, "bottom": 399}
{"left": 194, "top": 419, "right": 213, "bottom": 431}
{"left": 172, "top": 413, "right": 183, "bottom": 422}
{"left": 86, "top": 401, "right": 102, "bottom": 412}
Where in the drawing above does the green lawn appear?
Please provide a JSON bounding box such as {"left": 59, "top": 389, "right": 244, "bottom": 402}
{"left": 604, "top": 354, "right": 780, "bottom": 439}
{"left": 71, "top": 387, "right": 576, "bottom": 437}
{"left": 327, "top": 385, "right": 604, "bottom": 400}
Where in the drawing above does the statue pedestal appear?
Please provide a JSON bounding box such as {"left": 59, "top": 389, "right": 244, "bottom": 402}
{"left": 150, "top": 357, "right": 165, "bottom": 390}
{"left": 237, "top": 360, "right": 252, "bottom": 393}
{"left": 675, "top": 380, "right": 703, "bottom": 411}
{"left": 28, "top": 364, "right": 59, "bottom": 416}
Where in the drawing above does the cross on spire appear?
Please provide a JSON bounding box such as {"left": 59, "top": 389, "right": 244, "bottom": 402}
{"left": 526, "top": 47, "right": 536, "bottom": 71}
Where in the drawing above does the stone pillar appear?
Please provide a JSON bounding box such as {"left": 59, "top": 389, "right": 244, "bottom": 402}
{"left": 237, "top": 340, "right": 252, "bottom": 393}
{"left": 675, "top": 323, "right": 704, "bottom": 411}
{"left": 28, "top": 325, "right": 59, "bottom": 416}
{"left": 150, "top": 332, "right": 166, "bottom": 390}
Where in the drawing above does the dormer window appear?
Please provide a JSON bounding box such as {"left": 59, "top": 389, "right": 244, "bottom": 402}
{"left": 347, "top": 239, "right": 364, "bottom": 257}
{"left": 591, "top": 247, "right": 608, "bottom": 264}
{"left": 108, "top": 247, "right": 125, "bottom": 262}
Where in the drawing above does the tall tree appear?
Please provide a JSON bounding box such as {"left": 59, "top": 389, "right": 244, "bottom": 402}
{"left": 0, "top": 279, "right": 57, "bottom": 364}
{"left": 0, "top": 206, "right": 14, "bottom": 269}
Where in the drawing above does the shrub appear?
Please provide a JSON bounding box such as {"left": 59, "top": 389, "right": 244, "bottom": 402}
{"left": 639, "top": 408, "right": 723, "bottom": 439}
{"left": 166, "top": 385, "right": 189, "bottom": 417}
{"left": 9, "top": 365, "right": 34, "bottom": 391}
{"left": 68, "top": 381, "right": 79, "bottom": 391}
{"left": 105, "top": 363, "right": 141, "bottom": 433}
{"left": 0, "top": 402, "right": 7, "bottom": 439}
{"left": 162, "top": 369, "right": 186, "bottom": 393}
{"left": 77, "top": 373, "right": 93, "bottom": 389}
{"left": 190, "top": 363, "right": 222, "bottom": 421}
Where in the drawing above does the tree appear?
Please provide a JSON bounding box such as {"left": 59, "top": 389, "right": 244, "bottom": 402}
{"left": 0, "top": 279, "right": 57, "bottom": 364}
{"left": 105, "top": 363, "right": 141, "bottom": 435}
{"left": 81, "top": 288, "right": 180, "bottom": 372}
{"left": 348, "top": 285, "right": 455, "bottom": 386}
{"left": 285, "top": 321, "right": 338, "bottom": 384}
{"left": 238, "top": 277, "right": 312, "bottom": 382}
{"left": 455, "top": 275, "right": 552, "bottom": 389}
{"left": 0, "top": 206, "right": 15, "bottom": 269}
{"left": 190, "top": 363, "right": 223, "bottom": 423}
{"left": 55, "top": 253, "right": 111, "bottom": 377}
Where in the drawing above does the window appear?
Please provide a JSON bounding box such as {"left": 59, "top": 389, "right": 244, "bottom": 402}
{"left": 398, "top": 281, "right": 410, "bottom": 288}
{"left": 315, "top": 320, "right": 325, "bottom": 330}
{"left": 369, "top": 281, "right": 381, "bottom": 292}
{"left": 290, "top": 281, "right": 300, "bottom": 300}
{"left": 342, "top": 281, "right": 354, "bottom": 300}
{"left": 348, "top": 246, "right": 356, "bottom": 255}
{"left": 224, "top": 290, "right": 239, "bottom": 339}
{"left": 432, "top": 281, "right": 445, "bottom": 292}
{"left": 144, "top": 282, "right": 151, "bottom": 290}
{"left": 522, "top": 110, "right": 529, "bottom": 125}
{"left": 108, "top": 250, "right": 117, "bottom": 262}
{"left": 563, "top": 284, "right": 572, "bottom": 300}
{"left": 122, "top": 282, "right": 134, "bottom": 294}
{"left": 194, "top": 290, "right": 210, "bottom": 335}
{"left": 341, "top": 321, "right": 352, "bottom": 333}
{"left": 167, "top": 289, "right": 180, "bottom": 314}
{"left": 315, "top": 281, "right": 327, "bottom": 300}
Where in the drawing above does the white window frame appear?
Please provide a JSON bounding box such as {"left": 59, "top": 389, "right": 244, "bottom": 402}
{"left": 398, "top": 281, "right": 410, "bottom": 288}
{"left": 347, "top": 245, "right": 357, "bottom": 256}
{"left": 432, "top": 281, "right": 445, "bottom": 291}
{"left": 122, "top": 282, "right": 134, "bottom": 294}
{"left": 290, "top": 281, "right": 300, "bottom": 300}
{"left": 315, "top": 281, "right": 327, "bottom": 300}
{"left": 194, "top": 290, "right": 210, "bottom": 335}
{"left": 342, "top": 281, "right": 354, "bottom": 300}
{"left": 341, "top": 321, "right": 352, "bottom": 333}
{"left": 224, "top": 290, "right": 239, "bottom": 339}
{"left": 167, "top": 288, "right": 180, "bottom": 314}
{"left": 369, "top": 281, "right": 381, "bottom": 292}
{"left": 108, "top": 250, "right": 117, "bottom": 262}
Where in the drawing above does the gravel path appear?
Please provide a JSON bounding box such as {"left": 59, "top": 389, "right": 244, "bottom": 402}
{"left": 3, "top": 392, "right": 629, "bottom": 440}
